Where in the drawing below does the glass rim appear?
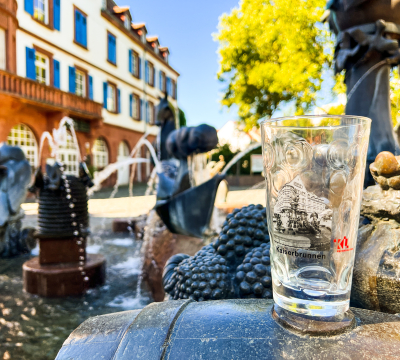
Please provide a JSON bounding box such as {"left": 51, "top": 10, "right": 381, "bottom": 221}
{"left": 260, "top": 115, "right": 371, "bottom": 129}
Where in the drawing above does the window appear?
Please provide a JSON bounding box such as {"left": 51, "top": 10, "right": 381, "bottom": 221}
{"left": 34, "top": 0, "right": 48, "bottom": 23}
{"left": 172, "top": 79, "right": 177, "bottom": 99}
{"left": 130, "top": 94, "right": 140, "bottom": 119}
{"left": 75, "top": 69, "right": 86, "bottom": 97}
{"left": 149, "top": 63, "right": 154, "bottom": 86}
{"left": 159, "top": 71, "right": 166, "bottom": 92}
{"left": 129, "top": 50, "right": 139, "bottom": 77}
{"left": 148, "top": 101, "right": 155, "bottom": 125}
{"left": 93, "top": 138, "right": 109, "bottom": 169}
{"left": 35, "top": 53, "right": 49, "bottom": 85}
{"left": 124, "top": 16, "right": 130, "bottom": 30}
{"left": 75, "top": 8, "right": 87, "bottom": 48}
{"left": 59, "top": 132, "right": 79, "bottom": 175}
{"left": 0, "top": 28, "right": 5, "bottom": 71}
{"left": 145, "top": 61, "right": 155, "bottom": 86}
{"left": 7, "top": 124, "right": 38, "bottom": 169}
{"left": 117, "top": 141, "right": 130, "bottom": 185}
{"left": 107, "top": 32, "right": 117, "bottom": 64}
{"left": 107, "top": 83, "right": 116, "bottom": 112}
{"left": 103, "top": 82, "right": 120, "bottom": 112}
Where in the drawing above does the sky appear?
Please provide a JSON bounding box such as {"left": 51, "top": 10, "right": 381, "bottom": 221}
{"left": 125, "top": 0, "right": 240, "bottom": 129}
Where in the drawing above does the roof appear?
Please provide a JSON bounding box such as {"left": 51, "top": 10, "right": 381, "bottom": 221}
{"left": 146, "top": 36, "right": 159, "bottom": 43}
{"left": 132, "top": 23, "right": 146, "bottom": 30}
{"left": 113, "top": 6, "right": 130, "bottom": 14}
{"left": 159, "top": 46, "right": 169, "bottom": 53}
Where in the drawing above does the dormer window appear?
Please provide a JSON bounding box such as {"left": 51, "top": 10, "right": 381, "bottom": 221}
{"left": 124, "top": 16, "right": 130, "bottom": 30}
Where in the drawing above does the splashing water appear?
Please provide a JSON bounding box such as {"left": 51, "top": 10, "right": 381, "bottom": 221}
{"left": 89, "top": 157, "right": 151, "bottom": 197}
{"left": 222, "top": 142, "right": 261, "bottom": 175}
{"left": 87, "top": 133, "right": 162, "bottom": 198}
{"left": 38, "top": 116, "right": 82, "bottom": 166}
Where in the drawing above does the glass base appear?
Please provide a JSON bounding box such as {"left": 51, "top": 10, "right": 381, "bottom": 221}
{"left": 272, "top": 303, "right": 356, "bottom": 336}
{"left": 273, "top": 289, "right": 350, "bottom": 318}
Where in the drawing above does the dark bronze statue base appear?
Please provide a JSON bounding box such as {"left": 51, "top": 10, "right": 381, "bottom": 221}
{"left": 23, "top": 254, "right": 105, "bottom": 297}
{"left": 272, "top": 304, "right": 356, "bottom": 336}
{"left": 55, "top": 299, "right": 400, "bottom": 360}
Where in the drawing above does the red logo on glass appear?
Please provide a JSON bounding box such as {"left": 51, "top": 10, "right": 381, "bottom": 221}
{"left": 334, "top": 236, "right": 353, "bottom": 253}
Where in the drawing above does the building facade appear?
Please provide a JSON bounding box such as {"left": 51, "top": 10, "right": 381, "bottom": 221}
{"left": 0, "top": 0, "right": 179, "bottom": 185}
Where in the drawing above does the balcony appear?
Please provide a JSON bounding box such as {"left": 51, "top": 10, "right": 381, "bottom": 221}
{"left": 0, "top": 70, "right": 103, "bottom": 120}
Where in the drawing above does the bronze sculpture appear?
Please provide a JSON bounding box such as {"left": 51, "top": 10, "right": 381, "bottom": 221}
{"left": 327, "top": 0, "right": 400, "bottom": 186}
{"left": 154, "top": 96, "right": 222, "bottom": 239}
{"left": 0, "top": 144, "right": 35, "bottom": 257}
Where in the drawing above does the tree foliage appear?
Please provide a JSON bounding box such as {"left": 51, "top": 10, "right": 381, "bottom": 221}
{"left": 179, "top": 108, "right": 187, "bottom": 128}
{"left": 391, "top": 68, "right": 400, "bottom": 127}
{"left": 215, "top": 0, "right": 331, "bottom": 128}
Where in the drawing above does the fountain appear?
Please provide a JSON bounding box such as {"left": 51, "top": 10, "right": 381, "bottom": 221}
{"left": 22, "top": 118, "right": 105, "bottom": 297}
{"left": 52, "top": 1, "right": 400, "bottom": 357}
{"left": 0, "top": 143, "right": 35, "bottom": 257}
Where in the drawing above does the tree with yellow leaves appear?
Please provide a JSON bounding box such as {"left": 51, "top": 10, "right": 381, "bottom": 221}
{"left": 215, "top": 0, "right": 331, "bottom": 128}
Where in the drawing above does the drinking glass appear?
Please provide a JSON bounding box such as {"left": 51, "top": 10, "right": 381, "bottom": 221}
{"left": 261, "top": 115, "right": 371, "bottom": 317}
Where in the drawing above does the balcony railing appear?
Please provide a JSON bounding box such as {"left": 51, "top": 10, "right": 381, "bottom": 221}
{"left": 0, "top": 70, "right": 103, "bottom": 120}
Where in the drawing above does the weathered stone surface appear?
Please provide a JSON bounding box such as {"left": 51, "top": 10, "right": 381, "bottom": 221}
{"left": 141, "top": 210, "right": 204, "bottom": 301}
{"left": 56, "top": 299, "right": 400, "bottom": 360}
{"left": 361, "top": 185, "right": 400, "bottom": 222}
{"left": 352, "top": 185, "right": 400, "bottom": 313}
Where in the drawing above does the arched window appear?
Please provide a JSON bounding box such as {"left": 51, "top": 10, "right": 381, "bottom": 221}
{"left": 7, "top": 124, "right": 38, "bottom": 168}
{"left": 93, "top": 138, "right": 109, "bottom": 169}
{"left": 117, "top": 141, "right": 130, "bottom": 185}
{"left": 118, "top": 141, "right": 129, "bottom": 158}
{"left": 58, "top": 132, "right": 79, "bottom": 175}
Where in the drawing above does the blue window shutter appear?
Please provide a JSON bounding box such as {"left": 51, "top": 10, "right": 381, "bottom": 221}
{"left": 25, "top": 47, "right": 36, "bottom": 80}
{"left": 25, "top": 0, "right": 34, "bottom": 15}
{"left": 145, "top": 61, "right": 149, "bottom": 83}
{"left": 129, "top": 94, "right": 133, "bottom": 117}
{"left": 129, "top": 50, "right": 132, "bottom": 73}
{"left": 153, "top": 68, "right": 156, "bottom": 87}
{"left": 89, "top": 76, "right": 93, "bottom": 100}
{"left": 117, "top": 88, "right": 121, "bottom": 113}
{"left": 138, "top": 57, "right": 142, "bottom": 79}
{"left": 68, "top": 66, "right": 76, "bottom": 93}
{"left": 107, "top": 34, "right": 111, "bottom": 61}
{"left": 112, "top": 36, "right": 116, "bottom": 63}
{"left": 159, "top": 71, "right": 162, "bottom": 90}
{"left": 54, "top": 0, "right": 61, "bottom": 31}
{"left": 108, "top": 34, "right": 116, "bottom": 63}
{"left": 114, "top": 37, "right": 117, "bottom": 63}
{"left": 166, "top": 77, "right": 170, "bottom": 95}
{"left": 140, "top": 99, "right": 143, "bottom": 119}
{"left": 53, "top": 60, "right": 60, "bottom": 88}
{"left": 103, "top": 82, "right": 108, "bottom": 109}
{"left": 75, "top": 10, "right": 81, "bottom": 44}
{"left": 82, "top": 15, "right": 87, "bottom": 47}
{"left": 145, "top": 101, "right": 149, "bottom": 123}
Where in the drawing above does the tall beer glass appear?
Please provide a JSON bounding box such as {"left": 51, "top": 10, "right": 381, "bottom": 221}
{"left": 261, "top": 116, "right": 371, "bottom": 317}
